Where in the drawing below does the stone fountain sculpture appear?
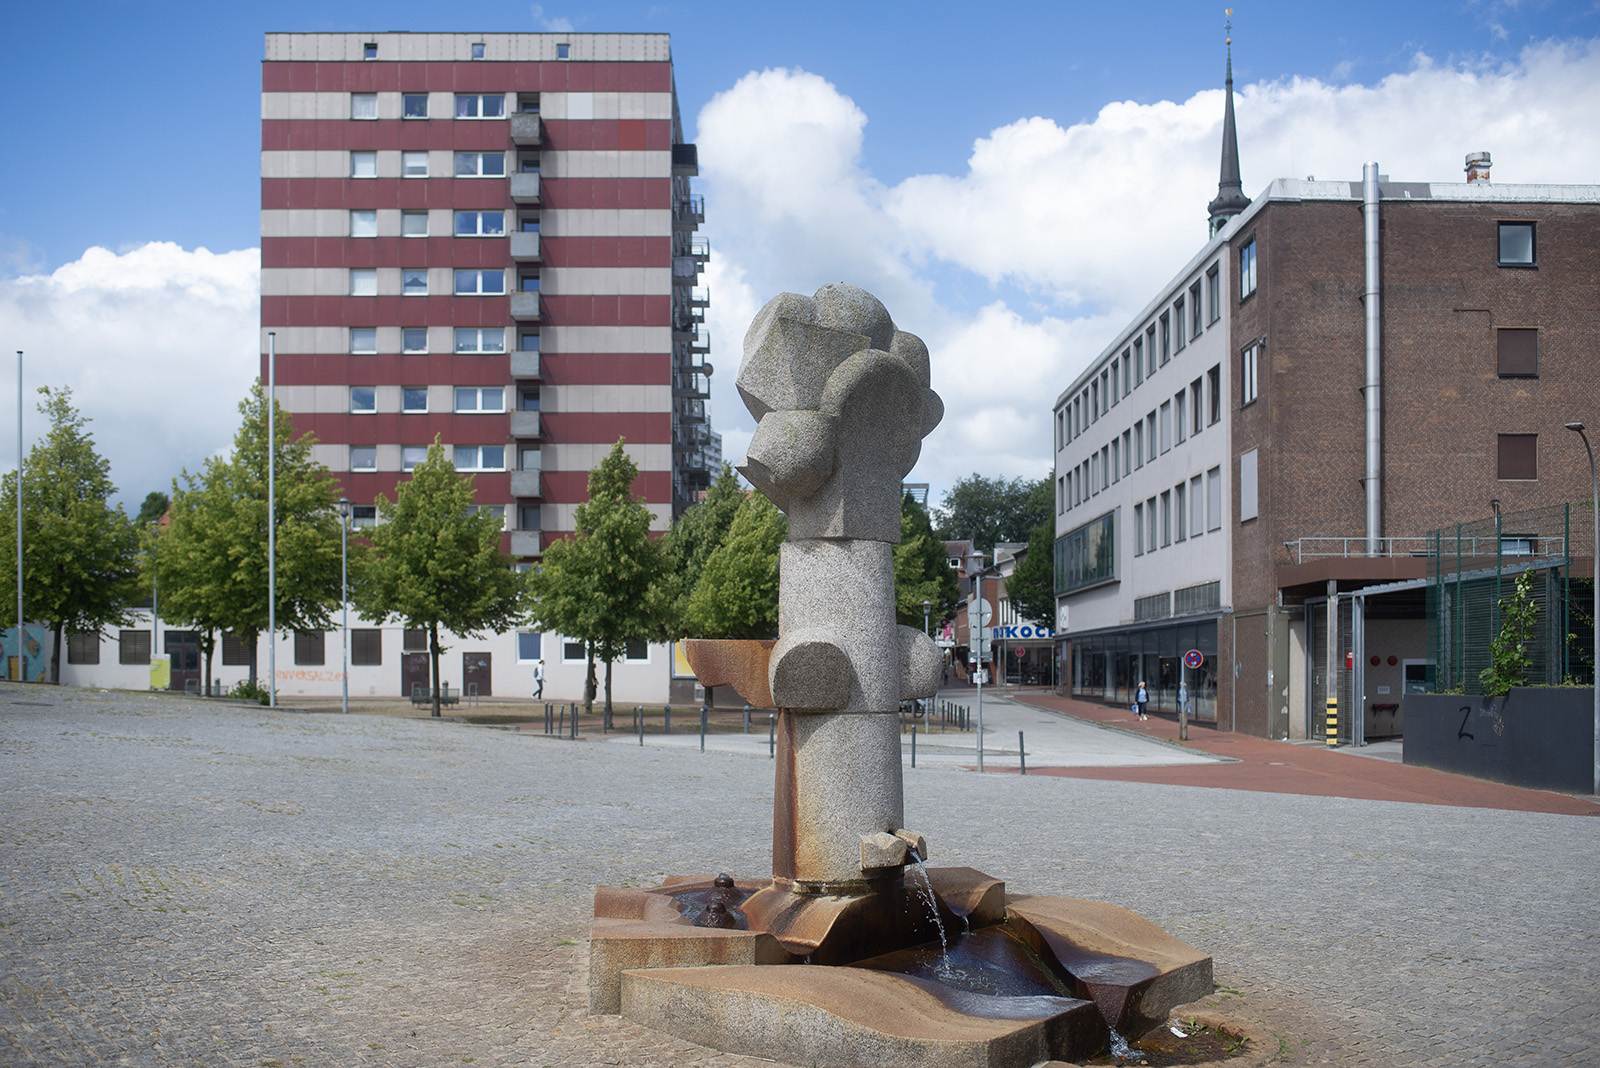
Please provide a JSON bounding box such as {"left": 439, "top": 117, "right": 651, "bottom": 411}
{"left": 588, "top": 284, "right": 1211, "bottom": 1067}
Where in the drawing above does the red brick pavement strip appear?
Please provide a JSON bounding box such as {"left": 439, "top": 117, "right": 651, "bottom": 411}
{"left": 1008, "top": 690, "right": 1600, "bottom": 816}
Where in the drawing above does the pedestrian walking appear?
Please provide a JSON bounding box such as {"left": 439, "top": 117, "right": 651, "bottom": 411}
{"left": 533, "top": 659, "right": 545, "bottom": 700}
{"left": 1135, "top": 680, "right": 1149, "bottom": 720}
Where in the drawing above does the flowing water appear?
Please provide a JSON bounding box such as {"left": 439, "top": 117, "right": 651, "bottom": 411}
{"left": 905, "top": 848, "right": 951, "bottom": 975}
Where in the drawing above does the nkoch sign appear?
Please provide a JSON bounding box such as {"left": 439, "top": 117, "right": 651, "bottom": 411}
{"left": 988, "top": 625, "right": 1055, "bottom": 641}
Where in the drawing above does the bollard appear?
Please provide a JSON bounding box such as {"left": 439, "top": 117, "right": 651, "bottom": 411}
{"left": 700, "top": 705, "right": 708, "bottom": 752}
{"left": 571, "top": 702, "right": 578, "bottom": 739}
{"left": 637, "top": 705, "right": 643, "bottom": 746}
{"left": 768, "top": 710, "right": 775, "bottom": 759}
{"left": 557, "top": 704, "right": 565, "bottom": 735}
{"left": 1326, "top": 696, "right": 1339, "bottom": 747}
{"left": 1019, "top": 731, "right": 1026, "bottom": 775}
{"left": 911, "top": 724, "right": 917, "bottom": 768}
{"left": 544, "top": 702, "right": 551, "bottom": 734}
{"left": 664, "top": 704, "right": 671, "bottom": 734}
{"left": 743, "top": 703, "right": 751, "bottom": 733}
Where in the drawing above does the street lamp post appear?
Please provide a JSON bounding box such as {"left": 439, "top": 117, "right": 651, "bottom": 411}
{"left": 1564, "top": 421, "right": 1599, "bottom": 797}
{"left": 267, "top": 331, "right": 277, "bottom": 709}
{"left": 921, "top": 598, "right": 931, "bottom": 637}
{"left": 967, "top": 550, "right": 987, "bottom": 773}
{"left": 14, "top": 350, "right": 22, "bottom": 684}
{"left": 338, "top": 497, "right": 351, "bottom": 716}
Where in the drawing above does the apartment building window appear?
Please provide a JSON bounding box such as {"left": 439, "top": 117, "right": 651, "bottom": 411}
{"left": 1146, "top": 413, "right": 1157, "bottom": 461}
{"left": 350, "top": 386, "right": 376, "bottom": 413}
{"left": 1174, "top": 483, "right": 1187, "bottom": 542}
{"left": 454, "top": 269, "right": 505, "bottom": 295}
{"left": 519, "top": 213, "right": 541, "bottom": 232}
{"left": 403, "top": 93, "right": 429, "bottom": 119}
{"left": 222, "top": 633, "right": 252, "bottom": 666}
{"left": 1111, "top": 439, "right": 1120, "bottom": 483}
{"left": 1190, "top": 282, "right": 1203, "bottom": 337}
{"left": 402, "top": 151, "right": 428, "bottom": 178}
{"left": 1173, "top": 297, "right": 1186, "bottom": 352}
{"left": 1497, "top": 328, "right": 1538, "bottom": 377}
{"left": 402, "top": 211, "right": 429, "bottom": 237}
{"left": 349, "top": 269, "right": 377, "bottom": 296}
{"left": 518, "top": 93, "right": 541, "bottom": 114}
{"left": 1207, "top": 466, "right": 1222, "bottom": 531}
{"left": 520, "top": 154, "right": 541, "bottom": 174}
{"left": 402, "top": 328, "right": 428, "bottom": 353}
{"left": 118, "top": 630, "right": 150, "bottom": 664}
{"left": 556, "top": 43, "right": 571, "bottom": 59}
{"left": 519, "top": 505, "right": 542, "bottom": 531}
{"left": 454, "top": 328, "right": 505, "bottom": 353}
{"left": 295, "top": 631, "right": 325, "bottom": 666}
{"left": 351, "top": 629, "right": 383, "bottom": 666}
{"left": 68, "top": 632, "right": 100, "bottom": 665}
{"left": 518, "top": 444, "right": 541, "bottom": 470}
{"left": 1106, "top": 367, "right": 1116, "bottom": 407}
{"left": 1190, "top": 380, "right": 1203, "bottom": 435}
{"left": 352, "top": 505, "right": 377, "bottom": 529}
{"left": 1091, "top": 381, "right": 1099, "bottom": 421}
{"left": 1498, "top": 222, "right": 1536, "bottom": 267}
{"left": 1241, "top": 343, "right": 1259, "bottom": 406}
{"left": 455, "top": 446, "right": 506, "bottom": 472}
{"left": 519, "top": 273, "right": 541, "bottom": 293}
{"left": 362, "top": 41, "right": 378, "bottom": 60}
{"left": 351, "top": 151, "right": 377, "bottom": 178}
{"left": 454, "top": 151, "right": 506, "bottom": 177}
{"left": 1146, "top": 497, "right": 1158, "bottom": 552}
{"left": 1134, "top": 503, "right": 1144, "bottom": 555}
{"left": 1146, "top": 326, "right": 1157, "bottom": 376}
{"left": 455, "top": 93, "right": 506, "bottom": 119}
{"left": 1190, "top": 475, "right": 1204, "bottom": 537}
{"left": 1102, "top": 446, "right": 1111, "bottom": 489}
{"left": 350, "top": 210, "right": 377, "bottom": 237}
{"left": 1133, "top": 338, "right": 1144, "bottom": 384}
{"left": 1160, "top": 313, "right": 1171, "bottom": 363}
{"left": 350, "top": 446, "right": 376, "bottom": 471}
{"left": 519, "top": 331, "right": 541, "bottom": 353}
{"left": 517, "top": 631, "right": 541, "bottom": 662}
{"left": 1206, "top": 264, "right": 1221, "bottom": 322}
{"left": 1057, "top": 476, "right": 1065, "bottom": 514}
{"left": 1121, "top": 351, "right": 1132, "bottom": 397}
{"left": 350, "top": 327, "right": 377, "bottom": 354}
{"left": 1208, "top": 365, "right": 1221, "bottom": 424}
{"left": 1174, "top": 392, "right": 1186, "bottom": 443}
{"left": 398, "top": 269, "right": 426, "bottom": 297}
{"left": 401, "top": 446, "right": 428, "bottom": 471}
{"left": 1122, "top": 430, "right": 1132, "bottom": 476}
{"left": 472, "top": 42, "right": 486, "bottom": 60}
{"left": 1052, "top": 512, "right": 1115, "bottom": 594}
{"left": 455, "top": 387, "right": 505, "bottom": 413}
{"left": 1160, "top": 491, "right": 1172, "bottom": 546}
{"left": 1160, "top": 401, "right": 1172, "bottom": 453}
{"left": 455, "top": 211, "right": 505, "bottom": 236}
{"left": 1239, "top": 237, "right": 1257, "bottom": 297}
{"left": 351, "top": 93, "right": 377, "bottom": 119}
{"left": 402, "top": 387, "right": 427, "bottom": 413}
{"left": 1133, "top": 422, "right": 1144, "bottom": 469}
{"left": 1497, "top": 434, "right": 1538, "bottom": 480}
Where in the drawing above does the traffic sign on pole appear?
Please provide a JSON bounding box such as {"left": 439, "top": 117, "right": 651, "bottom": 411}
{"left": 1183, "top": 649, "right": 1204, "bottom": 670}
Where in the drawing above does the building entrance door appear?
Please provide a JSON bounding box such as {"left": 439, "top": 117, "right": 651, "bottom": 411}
{"left": 165, "top": 631, "right": 201, "bottom": 693}
{"left": 463, "top": 652, "right": 492, "bottom": 698}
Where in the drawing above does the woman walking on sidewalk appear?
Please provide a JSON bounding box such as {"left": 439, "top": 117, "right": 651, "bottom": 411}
{"left": 1135, "top": 680, "right": 1149, "bottom": 720}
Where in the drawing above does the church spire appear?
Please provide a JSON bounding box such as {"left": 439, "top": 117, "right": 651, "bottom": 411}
{"left": 1207, "top": 11, "right": 1251, "bottom": 236}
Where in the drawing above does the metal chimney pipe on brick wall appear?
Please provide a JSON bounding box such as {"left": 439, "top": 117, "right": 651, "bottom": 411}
{"left": 1363, "top": 163, "right": 1382, "bottom": 555}
{"left": 1465, "top": 151, "right": 1492, "bottom": 183}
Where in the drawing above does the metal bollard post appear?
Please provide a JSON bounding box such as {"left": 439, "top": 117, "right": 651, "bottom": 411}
{"left": 700, "top": 705, "right": 708, "bottom": 752}
{"left": 637, "top": 705, "right": 643, "bottom": 746}
{"left": 1019, "top": 731, "right": 1026, "bottom": 775}
{"left": 664, "top": 704, "right": 671, "bottom": 734}
{"left": 768, "top": 710, "right": 775, "bottom": 758}
{"left": 557, "top": 705, "right": 565, "bottom": 735}
{"left": 911, "top": 724, "right": 917, "bottom": 768}
{"left": 743, "top": 703, "right": 750, "bottom": 733}
{"left": 571, "top": 702, "right": 577, "bottom": 739}
{"left": 1326, "top": 696, "right": 1339, "bottom": 747}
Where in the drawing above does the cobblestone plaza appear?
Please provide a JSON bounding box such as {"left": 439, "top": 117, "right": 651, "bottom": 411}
{"left": 3, "top": 686, "right": 1598, "bottom": 1066}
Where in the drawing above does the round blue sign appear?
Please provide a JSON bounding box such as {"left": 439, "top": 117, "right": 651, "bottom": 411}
{"left": 1183, "top": 649, "right": 1204, "bottom": 669}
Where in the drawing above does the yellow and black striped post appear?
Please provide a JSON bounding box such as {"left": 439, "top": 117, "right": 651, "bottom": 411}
{"left": 1325, "top": 696, "right": 1339, "bottom": 746}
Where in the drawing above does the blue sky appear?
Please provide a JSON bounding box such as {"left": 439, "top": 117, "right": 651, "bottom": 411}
{"left": 1, "top": 0, "right": 1597, "bottom": 506}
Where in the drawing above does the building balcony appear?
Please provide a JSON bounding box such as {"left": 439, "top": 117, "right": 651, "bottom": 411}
{"left": 510, "top": 113, "right": 542, "bottom": 145}
{"left": 509, "top": 292, "right": 541, "bottom": 320}
{"left": 510, "top": 411, "right": 542, "bottom": 438}
{"left": 510, "top": 468, "right": 542, "bottom": 498}
{"left": 509, "top": 349, "right": 540, "bottom": 379}
{"left": 672, "top": 143, "right": 699, "bottom": 176}
{"left": 509, "top": 231, "right": 540, "bottom": 260}
{"left": 673, "top": 194, "right": 704, "bottom": 230}
{"left": 509, "top": 173, "right": 541, "bottom": 203}
{"left": 510, "top": 531, "right": 542, "bottom": 556}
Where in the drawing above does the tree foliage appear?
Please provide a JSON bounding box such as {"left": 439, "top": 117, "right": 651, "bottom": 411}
{"left": 154, "top": 384, "right": 343, "bottom": 688}
{"left": 684, "top": 492, "right": 786, "bottom": 639}
{"left": 893, "top": 493, "right": 958, "bottom": 629}
{"left": 933, "top": 473, "right": 1053, "bottom": 555}
{"left": 526, "top": 440, "right": 668, "bottom": 716}
{"left": 0, "top": 387, "right": 143, "bottom": 681}
{"left": 136, "top": 492, "right": 170, "bottom": 526}
{"left": 354, "top": 441, "right": 530, "bottom": 716}
{"left": 1006, "top": 521, "right": 1057, "bottom": 628}
{"left": 659, "top": 462, "right": 744, "bottom": 635}
{"left": 1479, "top": 569, "right": 1538, "bottom": 696}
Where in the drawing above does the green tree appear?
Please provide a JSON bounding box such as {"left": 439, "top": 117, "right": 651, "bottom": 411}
{"left": 355, "top": 441, "right": 530, "bottom": 717}
{"left": 934, "top": 473, "right": 1052, "bottom": 555}
{"left": 1006, "top": 521, "right": 1056, "bottom": 628}
{"left": 0, "top": 387, "right": 143, "bottom": 682}
{"left": 893, "top": 493, "right": 958, "bottom": 630}
{"left": 154, "top": 385, "right": 344, "bottom": 687}
{"left": 136, "top": 492, "right": 170, "bottom": 526}
{"left": 684, "top": 492, "right": 786, "bottom": 639}
{"left": 527, "top": 440, "right": 667, "bottom": 719}
{"left": 659, "top": 462, "right": 744, "bottom": 634}
{"left": 1479, "top": 569, "right": 1539, "bottom": 696}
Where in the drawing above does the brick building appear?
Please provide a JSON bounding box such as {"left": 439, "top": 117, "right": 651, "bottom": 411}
{"left": 1051, "top": 52, "right": 1600, "bottom": 740}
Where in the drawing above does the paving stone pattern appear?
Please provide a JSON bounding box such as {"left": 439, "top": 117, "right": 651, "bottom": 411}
{"left": 2, "top": 686, "right": 1598, "bottom": 1067}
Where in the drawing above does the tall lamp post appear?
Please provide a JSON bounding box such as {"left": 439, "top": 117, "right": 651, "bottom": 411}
{"left": 338, "top": 497, "right": 351, "bottom": 716}
{"left": 921, "top": 598, "right": 931, "bottom": 637}
{"left": 1564, "top": 421, "right": 1599, "bottom": 797}
{"left": 967, "top": 550, "right": 987, "bottom": 773}
{"left": 267, "top": 331, "right": 277, "bottom": 709}
{"left": 15, "top": 350, "right": 23, "bottom": 684}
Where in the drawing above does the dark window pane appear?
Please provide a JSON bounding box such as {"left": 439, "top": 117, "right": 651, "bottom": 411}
{"left": 1497, "top": 434, "right": 1538, "bottom": 480}
{"left": 222, "top": 633, "right": 252, "bottom": 666}
{"left": 1498, "top": 222, "right": 1535, "bottom": 266}
{"left": 403, "top": 629, "right": 428, "bottom": 652}
{"left": 294, "top": 631, "right": 325, "bottom": 666}
{"left": 351, "top": 628, "right": 383, "bottom": 666}
{"left": 68, "top": 632, "right": 100, "bottom": 665}
{"left": 118, "top": 630, "right": 151, "bottom": 665}
{"left": 1496, "top": 328, "right": 1538, "bottom": 377}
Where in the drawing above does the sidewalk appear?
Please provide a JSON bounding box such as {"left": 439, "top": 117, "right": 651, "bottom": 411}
{"left": 1014, "top": 690, "right": 1600, "bottom": 816}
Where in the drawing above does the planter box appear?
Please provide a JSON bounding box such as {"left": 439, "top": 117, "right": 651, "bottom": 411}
{"left": 1403, "top": 688, "right": 1595, "bottom": 793}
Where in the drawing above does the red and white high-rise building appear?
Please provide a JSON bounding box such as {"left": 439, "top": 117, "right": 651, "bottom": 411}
{"left": 260, "top": 31, "right": 713, "bottom": 556}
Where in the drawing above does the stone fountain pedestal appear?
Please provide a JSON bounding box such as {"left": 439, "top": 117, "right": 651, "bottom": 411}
{"left": 586, "top": 285, "right": 1212, "bottom": 1066}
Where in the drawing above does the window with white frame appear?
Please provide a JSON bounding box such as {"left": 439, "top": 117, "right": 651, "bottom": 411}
{"left": 454, "top": 151, "right": 506, "bottom": 178}
{"left": 1239, "top": 237, "right": 1257, "bottom": 297}
{"left": 1159, "top": 401, "right": 1171, "bottom": 453}
{"left": 352, "top": 505, "right": 376, "bottom": 529}
{"left": 351, "top": 93, "right": 377, "bottom": 120}
{"left": 456, "top": 446, "right": 506, "bottom": 471}
{"left": 454, "top": 269, "right": 504, "bottom": 295}
{"left": 350, "top": 210, "right": 377, "bottom": 237}
{"left": 1173, "top": 298, "right": 1186, "bottom": 352}
{"left": 1207, "top": 264, "right": 1221, "bottom": 322}
{"left": 1160, "top": 490, "right": 1172, "bottom": 546}
{"left": 1122, "top": 430, "right": 1132, "bottom": 476}
{"left": 472, "top": 42, "right": 486, "bottom": 60}
{"left": 402, "top": 327, "right": 428, "bottom": 353}
{"left": 1122, "top": 350, "right": 1132, "bottom": 397}
{"left": 1146, "top": 496, "right": 1158, "bottom": 551}
{"left": 1145, "top": 413, "right": 1156, "bottom": 461}
{"left": 517, "top": 631, "right": 541, "bottom": 661}
{"left": 402, "top": 93, "right": 428, "bottom": 119}
{"left": 350, "top": 269, "right": 377, "bottom": 296}
{"left": 1190, "top": 475, "right": 1204, "bottom": 537}
{"left": 1208, "top": 365, "right": 1221, "bottom": 424}
{"left": 350, "top": 445, "right": 376, "bottom": 470}
{"left": 401, "top": 446, "right": 428, "bottom": 471}
{"left": 1190, "top": 282, "right": 1203, "bottom": 337}
{"left": 350, "top": 386, "right": 376, "bottom": 413}
{"left": 454, "top": 328, "right": 504, "bottom": 353}
{"left": 1189, "top": 380, "right": 1203, "bottom": 436}
{"left": 1146, "top": 326, "right": 1157, "bottom": 375}
{"left": 1174, "top": 391, "right": 1186, "bottom": 443}
{"left": 1174, "top": 483, "right": 1187, "bottom": 542}
{"left": 350, "top": 327, "right": 377, "bottom": 354}
{"left": 1111, "top": 439, "right": 1120, "bottom": 483}
{"left": 362, "top": 41, "right": 378, "bottom": 60}
{"left": 1241, "top": 342, "right": 1259, "bottom": 406}
{"left": 1133, "top": 422, "right": 1144, "bottom": 469}
{"left": 402, "top": 151, "right": 429, "bottom": 178}
{"left": 455, "top": 93, "right": 506, "bottom": 118}
{"left": 401, "top": 387, "right": 427, "bottom": 413}
{"left": 556, "top": 43, "right": 570, "bottom": 59}
{"left": 351, "top": 151, "right": 377, "bottom": 178}
{"left": 467, "top": 504, "right": 507, "bottom": 528}
{"left": 401, "top": 211, "right": 429, "bottom": 237}
{"left": 455, "top": 210, "right": 505, "bottom": 236}
{"left": 1207, "top": 466, "right": 1222, "bottom": 531}
{"left": 1133, "top": 503, "right": 1144, "bottom": 555}
{"left": 455, "top": 387, "right": 505, "bottom": 413}
{"left": 401, "top": 269, "right": 427, "bottom": 296}
{"left": 1133, "top": 338, "right": 1144, "bottom": 385}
